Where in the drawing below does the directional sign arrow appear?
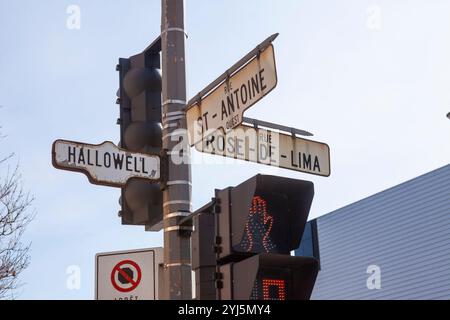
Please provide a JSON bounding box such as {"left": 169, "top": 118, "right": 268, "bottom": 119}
{"left": 187, "top": 34, "right": 278, "bottom": 146}
{"left": 52, "top": 139, "right": 161, "bottom": 187}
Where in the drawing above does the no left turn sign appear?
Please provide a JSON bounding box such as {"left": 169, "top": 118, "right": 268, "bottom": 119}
{"left": 111, "top": 260, "right": 142, "bottom": 292}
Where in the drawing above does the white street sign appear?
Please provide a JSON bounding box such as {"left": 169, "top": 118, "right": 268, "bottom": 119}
{"left": 194, "top": 124, "right": 331, "bottom": 177}
{"left": 52, "top": 139, "right": 160, "bottom": 187}
{"left": 95, "top": 247, "right": 163, "bottom": 300}
{"left": 187, "top": 44, "right": 277, "bottom": 146}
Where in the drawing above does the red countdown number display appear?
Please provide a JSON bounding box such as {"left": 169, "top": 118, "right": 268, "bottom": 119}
{"left": 262, "top": 279, "right": 286, "bottom": 300}
{"left": 250, "top": 266, "right": 290, "bottom": 300}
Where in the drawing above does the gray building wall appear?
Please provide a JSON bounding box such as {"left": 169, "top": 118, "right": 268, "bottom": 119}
{"left": 311, "top": 164, "right": 450, "bottom": 299}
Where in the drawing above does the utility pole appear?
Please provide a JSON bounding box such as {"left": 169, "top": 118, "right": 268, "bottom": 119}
{"left": 161, "top": 0, "right": 193, "bottom": 299}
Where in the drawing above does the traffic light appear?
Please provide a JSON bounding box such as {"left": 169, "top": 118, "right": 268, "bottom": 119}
{"left": 220, "top": 254, "right": 318, "bottom": 300}
{"left": 116, "top": 38, "right": 163, "bottom": 230}
{"left": 191, "top": 174, "right": 319, "bottom": 300}
{"left": 215, "top": 175, "right": 319, "bottom": 300}
{"left": 216, "top": 174, "right": 315, "bottom": 260}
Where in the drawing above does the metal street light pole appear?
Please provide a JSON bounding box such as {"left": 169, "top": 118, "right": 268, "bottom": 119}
{"left": 160, "top": 0, "right": 193, "bottom": 299}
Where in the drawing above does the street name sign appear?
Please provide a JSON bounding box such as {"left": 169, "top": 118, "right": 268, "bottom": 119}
{"left": 52, "top": 139, "right": 160, "bottom": 187}
{"left": 96, "top": 247, "right": 163, "bottom": 300}
{"left": 194, "top": 124, "right": 331, "bottom": 177}
{"left": 187, "top": 43, "right": 277, "bottom": 146}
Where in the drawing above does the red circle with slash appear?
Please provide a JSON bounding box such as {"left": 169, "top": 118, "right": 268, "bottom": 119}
{"left": 111, "top": 260, "right": 142, "bottom": 292}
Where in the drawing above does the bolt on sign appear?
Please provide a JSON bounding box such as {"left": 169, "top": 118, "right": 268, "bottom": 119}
{"left": 52, "top": 139, "right": 160, "bottom": 187}
{"left": 187, "top": 44, "right": 277, "bottom": 146}
{"left": 96, "top": 248, "right": 163, "bottom": 300}
{"left": 194, "top": 124, "right": 330, "bottom": 177}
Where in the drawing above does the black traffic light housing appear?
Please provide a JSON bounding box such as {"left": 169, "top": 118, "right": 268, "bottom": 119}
{"left": 191, "top": 174, "right": 319, "bottom": 300}
{"left": 220, "top": 254, "right": 319, "bottom": 300}
{"left": 117, "top": 37, "right": 163, "bottom": 230}
{"left": 216, "top": 174, "right": 314, "bottom": 261}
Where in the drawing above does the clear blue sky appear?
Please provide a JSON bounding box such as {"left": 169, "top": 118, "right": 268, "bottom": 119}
{"left": 0, "top": 0, "right": 449, "bottom": 299}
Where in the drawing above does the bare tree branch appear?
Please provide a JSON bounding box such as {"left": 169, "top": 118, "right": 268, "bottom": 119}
{"left": 0, "top": 120, "right": 34, "bottom": 299}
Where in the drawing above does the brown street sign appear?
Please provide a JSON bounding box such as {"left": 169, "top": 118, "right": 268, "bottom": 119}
{"left": 187, "top": 37, "right": 278, "bottom": 146}
{"left": 194, "top": 124, "right": 331, "bottom": 177}
{"left": 52, "top": 139, "right": 160, "bottom": 187}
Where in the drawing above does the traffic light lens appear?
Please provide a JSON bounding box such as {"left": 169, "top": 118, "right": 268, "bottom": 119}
{"left": 237, "top": 194, "right": 290, "bottom": 254}
{"left": 263, "top": 279, "right": 286, "bottom": 300}
{"left": 249, "top": 265, "right": 290, "bottom": 300}
{"left": 251, "top": 276, "right": 288, "bottom": 300}
{"left": 241, "top": 196, "right": 276, "bottom": 253}
{"left": 124, "top": 122, "right": 162, "bottom": 152}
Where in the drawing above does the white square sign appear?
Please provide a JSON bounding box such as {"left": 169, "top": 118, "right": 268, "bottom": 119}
{"left": 95, "top": 247, "right": 163, "bottom": 300}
